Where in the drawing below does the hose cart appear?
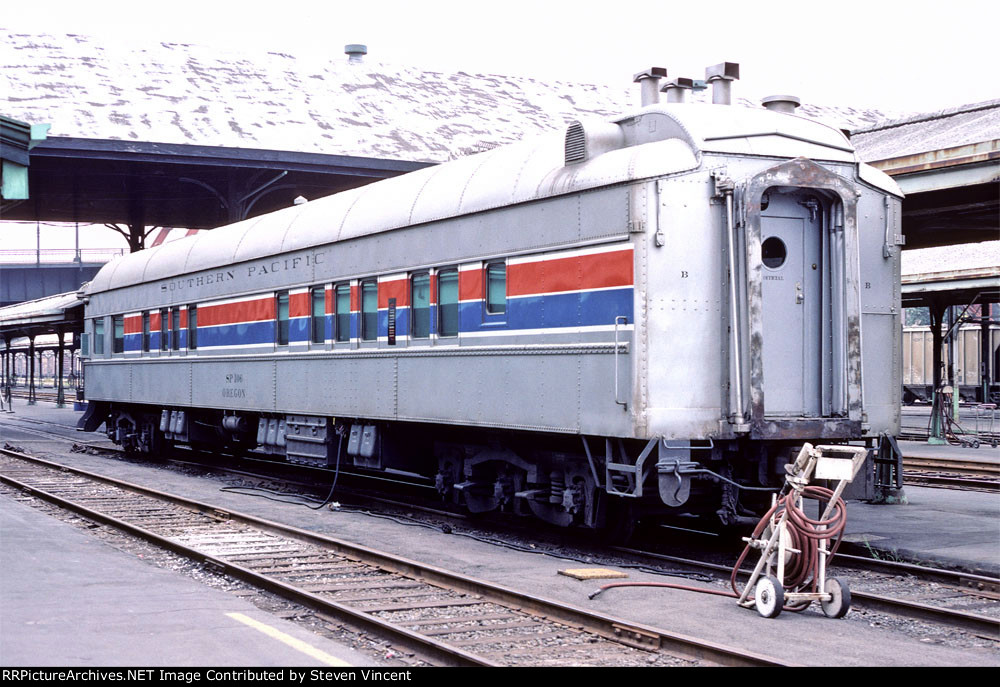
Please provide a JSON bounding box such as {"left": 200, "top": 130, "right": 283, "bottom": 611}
{"left": 735, "top": 443, "right": 868, "bottom": 619}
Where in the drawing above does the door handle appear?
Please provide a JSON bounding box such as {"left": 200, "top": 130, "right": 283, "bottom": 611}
{"left": 795, "top": 282, "right": 804, "bottom": 304}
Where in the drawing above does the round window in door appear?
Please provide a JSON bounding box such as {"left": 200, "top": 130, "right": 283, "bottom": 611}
{"left": 761, "top": 236, "right": 787, "bottom": 269}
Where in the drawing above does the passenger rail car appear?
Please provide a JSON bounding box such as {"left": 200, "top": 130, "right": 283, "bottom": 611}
{"left": 79, "top": 91, "right": 903, "bottom": 532}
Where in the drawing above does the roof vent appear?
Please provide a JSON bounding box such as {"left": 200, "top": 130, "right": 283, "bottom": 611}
{"left": 661, "top": 77, "right": 694, "bottom": 103}
{"left": 345, "top": 44, "right": 367, "bottom": 63}
{"left": 761, "top": 95, "right": 801, "bottom": 114}
{"left": 565, "top": 119, "right": 625, "bottom": 166}
{"left": 565, "top": 122, "right": 587, "bottom": 164}
{"left": 705, "top": 62, "right": 740, "bottom": 105}
{"left": 633, "top": 67, "right": 668, "bottom": 107}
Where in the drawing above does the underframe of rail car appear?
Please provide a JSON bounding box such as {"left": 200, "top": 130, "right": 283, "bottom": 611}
{"left": 85, "top": 399, "right": 873, "bottom": 535}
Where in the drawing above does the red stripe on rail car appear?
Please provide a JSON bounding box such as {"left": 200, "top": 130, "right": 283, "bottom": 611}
{"left": 124, "top": 315, "right": 143, "bottom": 335}
{"left": 198, "top": 297, "right": 275, "bottom": 327}
{"left": 149, "top": 312, "right": 161, "bottom": 330}
{"left": 378, "top": 278, "right": 409, "bottom": 309}
{"left": 508, "top": 250, "right": 633, "bottom": 297}
{"left": 288, "top": 292, "right": 310, "bottom": 318}
{"left": 459, "top": 269, "right": 483, "bottom": 301}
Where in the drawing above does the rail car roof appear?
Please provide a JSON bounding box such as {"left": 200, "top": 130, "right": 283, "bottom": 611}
{"left": 86, "top": 103, "right": 882, "bottom": 295}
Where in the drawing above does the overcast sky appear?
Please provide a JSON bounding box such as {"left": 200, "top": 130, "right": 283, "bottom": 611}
{"left": 2, "top": 0, "right": 997, "bottom": 251}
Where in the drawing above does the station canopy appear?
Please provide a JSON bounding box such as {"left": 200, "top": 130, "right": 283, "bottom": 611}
{"left": 0, "top": 290, "right": 84, "bottom": 343}
{"left": 901, "top": 240, "right": 1000, "bottom": 309}
{"left": 852, "top": 101, "right": 1000, "bottom": 250}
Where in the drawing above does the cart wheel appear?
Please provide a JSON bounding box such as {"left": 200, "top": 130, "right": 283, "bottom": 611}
{"left": 971, "top": 440, "right": 980, "bottom": 449}
{"left": 755, "top": 575, "right": 784, "bottom": 618}
{"left": 821, "top": 578, "right": 851, "bottom": 618}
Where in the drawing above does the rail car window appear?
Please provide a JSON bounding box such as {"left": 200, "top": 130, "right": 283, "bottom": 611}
{"left": 361, "top": 280, "right": 378, "bottom": 341}
{"left": 160, "top": 309, "right": 168, "bottom": 351}
{"left": 188, "top": 305, "right": 198, "bottom": 350}
{"left": 142, "top": 312, "right": 150, "bottom": 352}
{"left": 311, "top": 287, "right": 325, "bottom": 344}
{"left": 94, "top": 318, "right": 105, "bottom": 355}
{"left": 335, "top": 284, "right": 351, "bottom": 342}
{"left": 438, "top": 269, "right": 458, "bottom": 337}
{"left": 411, "top": 272, "right": 430, "bottom": 339}
{"left": 762, "top": 237, "right": 787, "bottom": 269}
{"left": 112, "top": 315, "right": 124, "bottom": 354}
{"left": 171, "top": 308, "right": 180, "bottom": 350}
{"left": 276, "top": 292, "right": 290, "bottom": 346}
{"left": 486, "top": 262, "right": 506, "bottom": 315}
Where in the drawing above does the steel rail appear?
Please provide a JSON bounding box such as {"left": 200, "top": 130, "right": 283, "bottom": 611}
{"left": 0, "top": 448, "right": 792, "bottom": 667}
{"left": 902, "top": 457, "right": 1000, "bottom": 477}
{"left": 902, "top": 474, "right": 999, "bottom": 491}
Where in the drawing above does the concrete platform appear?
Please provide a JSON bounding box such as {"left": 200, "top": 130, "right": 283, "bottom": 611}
{"left": 1, "top": 401, "right": 998, "bottom": 667}
{"left": 0, "top": 495, "right": 384, "bottom": 667}
{"left": 842, "top": 483, "right": 999, "bottom": 576}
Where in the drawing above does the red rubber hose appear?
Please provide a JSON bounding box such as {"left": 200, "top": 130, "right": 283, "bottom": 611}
{"left": 730, "top": 485, "right": 847, "bottom": 610}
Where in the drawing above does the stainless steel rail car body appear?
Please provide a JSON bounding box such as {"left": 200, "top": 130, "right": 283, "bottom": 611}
{"left": 79, "top": 102, "right": 903, "bottom": 529}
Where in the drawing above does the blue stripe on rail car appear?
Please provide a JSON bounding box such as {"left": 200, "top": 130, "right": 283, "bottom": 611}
{"left": 377, "top": 307, "right": 410, "bottom": 339}
{"left": 459, "top": 287, "right": 633, "bottom": 332}
{"left": 288, "top": 316, "right": 310, "bottom": 343}
{"left": 197, "top": 321, "right": 276, "bottom": 349}
{"left": 507, "top": 288, "right": 634, "bottom": 330}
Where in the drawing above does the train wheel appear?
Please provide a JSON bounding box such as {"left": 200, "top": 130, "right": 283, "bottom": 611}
{"left": 820, "top": 578, "right": 851, "bottom": 618}
{"left": 754, "top": 575, "right": 784, "bottom": 618}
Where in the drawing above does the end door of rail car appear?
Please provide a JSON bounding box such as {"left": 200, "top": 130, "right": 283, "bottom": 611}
{"left": 759, "top": 189, "right": 832, "bottom": 418}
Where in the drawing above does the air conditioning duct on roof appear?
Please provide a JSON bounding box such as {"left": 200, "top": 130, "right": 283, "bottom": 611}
{"left": 633, "top": 67, "right": 668, "bottom": 107}
{"left": 564, "top": 120, "right": 625, "bottom": 165}
{"left": 661, "top": 78, "right": 695, "bottom": 103}
{"left": 706, "top": 62, "right": 740, "bottom": 105}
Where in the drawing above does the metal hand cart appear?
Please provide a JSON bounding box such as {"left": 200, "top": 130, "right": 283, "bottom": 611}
{"left": 737, "top": 443, "right": 868, "bottom": 619}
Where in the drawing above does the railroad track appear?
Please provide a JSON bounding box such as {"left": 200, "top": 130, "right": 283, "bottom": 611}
{"left": 901, "top": 456, "right": 1000, "bottom": 478}
{"left": 4, "top": 416, "right": 999, "bottom": 642}
{"left": 898, "top": 430, "right": 1000, "bottom": 446}
{"left": 6, "top": 390, "right": 67, "bottom": 403}
{"left": 901, "top": 455, "right": 1000, "bottom": 491}
{"left": 0, "top": 447, "right": 789, "bottom": 667}
{"left": 903, "top": 473, "right": 999, "bottom": 492}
